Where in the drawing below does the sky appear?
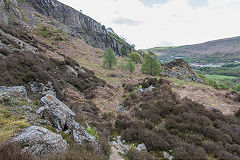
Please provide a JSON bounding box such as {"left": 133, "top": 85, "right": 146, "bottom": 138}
{"left": 58, "top": 0, "right": 240, "bottom": 49}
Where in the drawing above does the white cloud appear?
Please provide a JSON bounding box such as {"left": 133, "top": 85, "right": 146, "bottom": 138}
{"left": 112, "top": 17, "right": 142, "bottom": 26}
{"left": 58, "top": 0, "right": 240, "bottom": 49}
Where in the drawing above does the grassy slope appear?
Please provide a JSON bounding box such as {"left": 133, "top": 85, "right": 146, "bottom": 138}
{"left": 0, "top": 99, "right": 31, "bottom": 141}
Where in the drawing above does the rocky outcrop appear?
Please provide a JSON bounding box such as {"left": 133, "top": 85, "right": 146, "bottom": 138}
{"left": 67, "top": 119, "right": 103, "bottom": 153}
{"left": 0, "top": 86, "right": 27, "bottom": 98}
{"left": 110, "top": 136, "right": 147, "bottom": 155}
{"left": 0, "top": 0, "right": 8, "bottom": 24}
{"left": 12, "top": 126, "right": 68, "bottom": 157}
{"left": 30, "top": 81, "right": 56, "bottom": 97}
{"left": 39, "top": 94, "right": 76, "bottom": 131}
{"left": 28, "top": 0, "right": 133, "bottom": 56}
{"left": 38, "top": 94, "right": 103, "bottom": 153}
{"left": 0, "top": 28, "right": 38, "bottom": 52}
{"left": 162, "top": 59, "right": 203, "bottom": 82}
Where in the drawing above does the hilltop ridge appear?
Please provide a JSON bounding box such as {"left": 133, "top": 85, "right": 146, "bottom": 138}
{"left": 146, "top": 36, "right": 240, "bottom": 63}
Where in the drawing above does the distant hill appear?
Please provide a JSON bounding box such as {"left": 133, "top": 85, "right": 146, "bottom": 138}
{"left": 145, "top": 36, "right": 240, "bottom": 63}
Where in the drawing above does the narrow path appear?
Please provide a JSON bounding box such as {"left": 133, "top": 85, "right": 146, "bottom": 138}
{"left": 110, "top": 147, "right": 124, "bottom": 160}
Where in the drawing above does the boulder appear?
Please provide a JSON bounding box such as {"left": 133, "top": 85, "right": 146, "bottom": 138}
{"left": 163, "top": 151, "right": 174, "bottom": 160}
{"left": 0, "top": 86, "right": 27, "bottom": 98}
{"left": 30, "top": 82, "right": 56, "bottom": 97}
{"left": 136, "top": 85, "right": 155, "bottom": 93}
{"left": 66, "top": 119, "right": 103, "bottom": 153}
{"left": 136, "top": 143, "right": 147, "bottom": 152}
{"left": 39, "top": 94, "right": 75, "bottom": 131}
{"left": 110, "top": 136, "right": 130, "bottom": 154}
{"left": 38, "top": 94, "right": 103, "bottom": 153}
{"left": 12, "top": 126, "right": 68, "bottom": 157}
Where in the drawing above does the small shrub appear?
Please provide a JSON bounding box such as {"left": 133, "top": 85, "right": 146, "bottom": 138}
{"left": 173, "top": 143, "right": 208, "bottom": 160}
{"left": 46, "top": 143, "right": 104, "bottom": 160}
{"left": 122, "top": 128, "right": 140, "bottom": 142}
{"left": 126, "top": 148, "right": 154, "bottom": 160}
{"left": 218, "top": 151, "right": 238, "bottom": 160}
{"left": 59, "top": 132, "right": 74, "bottom": 147}
{"left": 236, "top": 85, "right": 240, "bottom": 92}
{"left": 208, "top": 79, "right": 218, "bottom": 88}
{"left": 203, "top": 141, "right": 224, "bottom": 157}
{"left": 129, "top": 52, "right": 142, "bottom": 63}
{"left": 115, "top": 115, "right": 132, "bottom": 132}
{"left": 103, "top": 48, "right": 117, "bottom": 69}
{"left": 0, "top": 48, "right": 10, "bottom": 56}
{"left": 235, "top": 109, "right": 240, "bottom": 118}
{"left": 225, "top": 143, "right": 240, "bottom": 157}
{"left": 126, "top": 59, "right": 135, "bottom": 75}
{"left": 37, "top": 26, "right": 52, "bottom": 38}
{"left": 198, "top": 74, "right": 207, "bottom": 82}
{"left": 139, "top": 129, "right": 170, "bottom": 151}
{"left": 99, "top": 137, "right": 111, "bottom": 157}
{"left": 0, "top": 142, "right": 31, "bottom": 160}
{"left": 87, "top": 127, "right": 99, "bottom": 139}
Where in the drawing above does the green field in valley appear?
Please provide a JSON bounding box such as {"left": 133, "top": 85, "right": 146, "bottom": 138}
{"left": 205, "top": 74, "right": 238, "bottom": 80}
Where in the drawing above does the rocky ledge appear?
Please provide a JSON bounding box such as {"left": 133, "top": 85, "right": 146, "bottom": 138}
{"left": 162, "top": 59, "right": 203, "bottom": 82}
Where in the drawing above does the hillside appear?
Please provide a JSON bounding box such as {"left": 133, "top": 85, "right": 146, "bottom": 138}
{"left": 0, "top": 0, "right": 240, "bottom": 160}
{"left": 16, "top": 0, "right": 133, "bottom": 55}
{"left": 146, "top": 36, "right": 240, "bottom": 63}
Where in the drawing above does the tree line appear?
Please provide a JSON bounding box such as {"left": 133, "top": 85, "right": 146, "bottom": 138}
{"left": 103, "top": 48, "right": 162, "bottom": 76}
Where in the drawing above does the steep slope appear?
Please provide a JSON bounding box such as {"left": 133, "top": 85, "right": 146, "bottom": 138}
{"left": 26, "top": 0, "right": 133, "bottom": 56}
{"left": 147, "top": 36, "right": 240, "bottom": 63}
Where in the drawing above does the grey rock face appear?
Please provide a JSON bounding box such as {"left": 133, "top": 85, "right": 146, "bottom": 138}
{"left": 12, "top": 126, "right": 68, "bottom": 157}
{"left": 28, "top": 0, "right": 133, "bottom": 55}
{"left": 163, "top": 151, "right": 174, "bottom": 160}
{"left": 136, "top": 85, "right": 155, "bottom": 93}
{"left": 0, "top": 86, "right": 27, "bottom": 98}
{"left": 67, "top": 119, "right": 103, "bottom": 153}
{"left": 110, "top": 136, "right": 130, "bottom": 154}
{"left": 40, "top": 94, "right": 75, "bottom": 131}
{"left": 38, "top": 94, "right": 103, "bottom": 153}
{"left": 66, "top": 65, "right": 78, "bottom": 78}
{"left": 0, "top": 29, "right": 38, "bottom": 52}
{"left": 117, "top": 105, "right": 128, "bottom": 113}
{"left": 136, "top": 143, "right": 147, "bottom": 152}
{"left": 30, "top": 82, "right": 56, "bottom": 97}
{"left": 111, "top": 136, "right": 148, "bottom": 155}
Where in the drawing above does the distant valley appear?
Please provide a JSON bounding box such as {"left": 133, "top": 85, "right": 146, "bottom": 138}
{"left": 144, "top": 36, "right": 240, "bottom": 64}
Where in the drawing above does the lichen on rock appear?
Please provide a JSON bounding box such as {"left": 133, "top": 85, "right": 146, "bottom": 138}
{"left": 12, "top": 126, "right": 68, "bottom": 157}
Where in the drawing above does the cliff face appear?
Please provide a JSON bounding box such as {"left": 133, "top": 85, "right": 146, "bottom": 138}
{"left": 28, "top": 0, "right": 133, "bottom": 56}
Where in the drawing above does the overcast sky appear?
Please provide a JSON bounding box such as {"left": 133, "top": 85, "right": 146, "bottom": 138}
{"left": 58, "top": 0, "right": 240, "bottom": 49}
